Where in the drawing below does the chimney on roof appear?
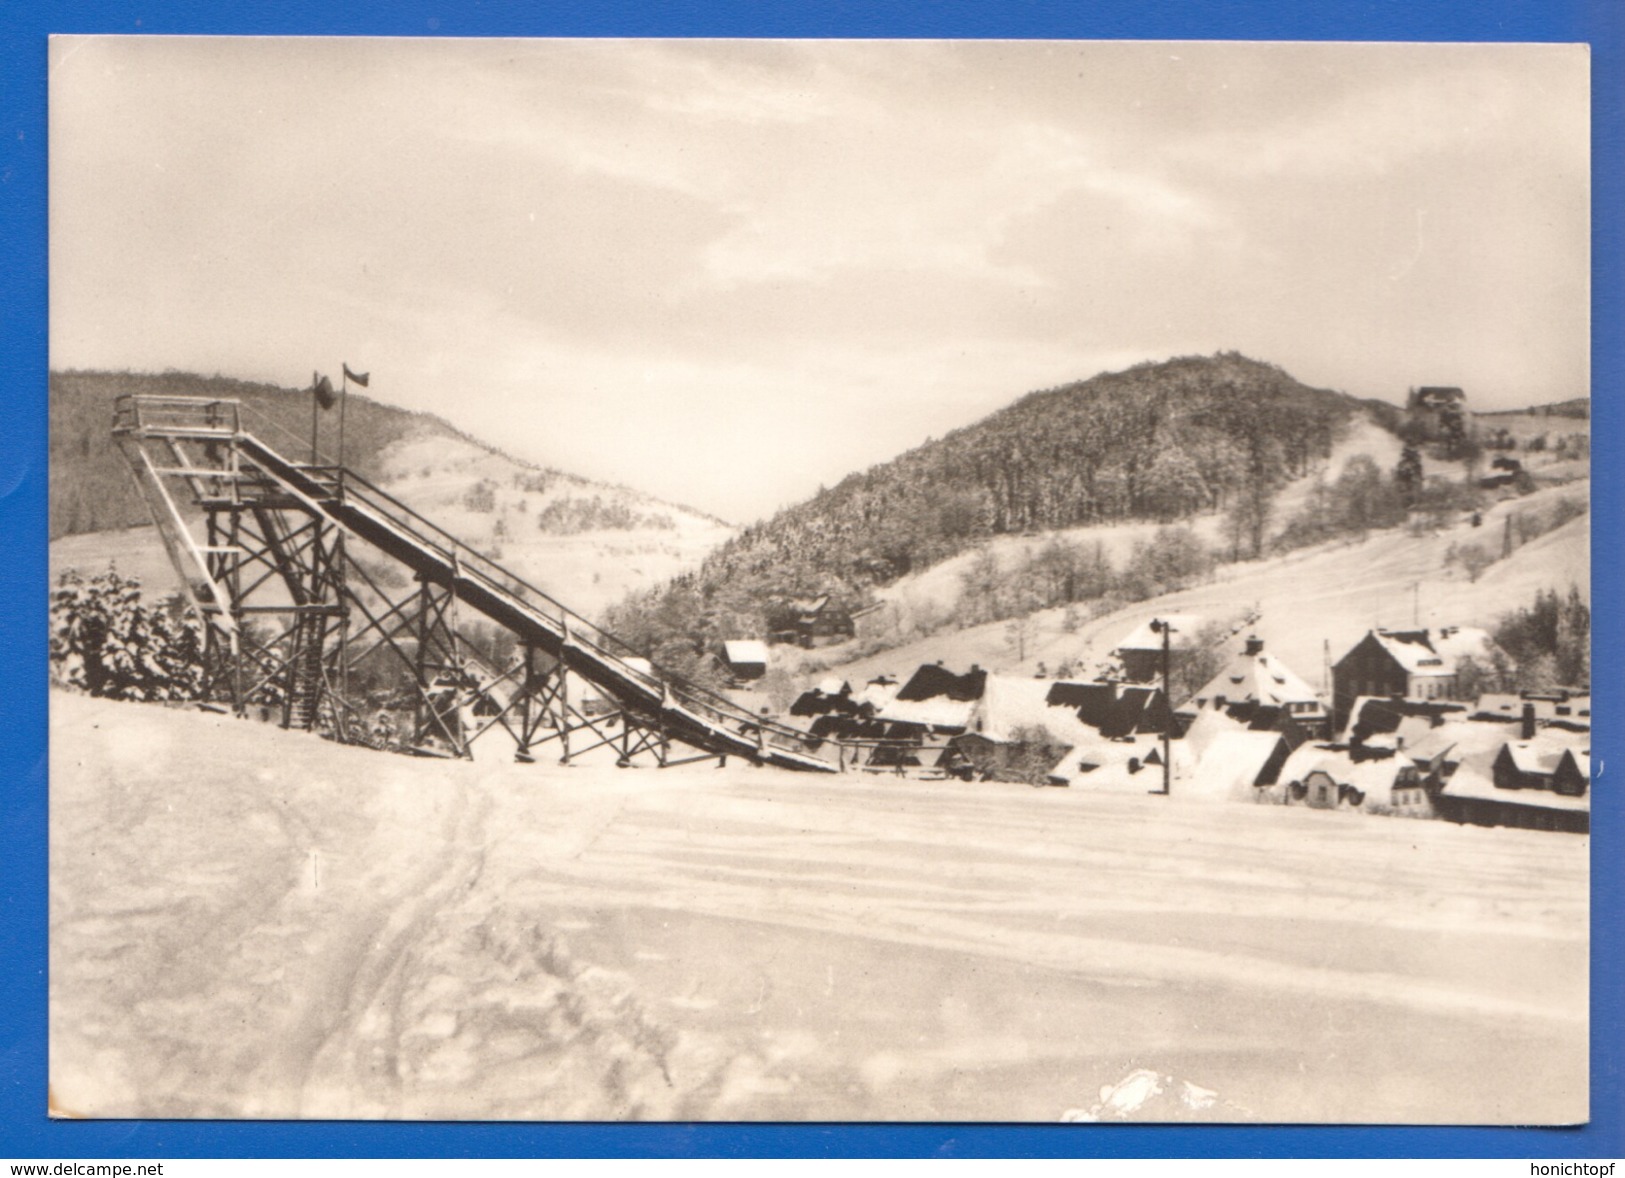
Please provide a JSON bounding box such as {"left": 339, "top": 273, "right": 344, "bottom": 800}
{"left": 1244, "top": 635, "right": 1264, "bottom": 656}
{"left": 1521, "top": 702, "right": 1537, "bottom": 741}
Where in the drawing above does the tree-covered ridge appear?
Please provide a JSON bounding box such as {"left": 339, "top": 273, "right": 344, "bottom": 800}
{"left": 702, "top": 352, "right": 1359, "bottom": 593}
{"left": 605, "top": 353, "right": 1376, "bottom": 678}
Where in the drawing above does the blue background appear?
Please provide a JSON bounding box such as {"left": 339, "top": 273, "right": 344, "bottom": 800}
{"left": 2, "top": 0, "right": 1618, "bottom": 1160}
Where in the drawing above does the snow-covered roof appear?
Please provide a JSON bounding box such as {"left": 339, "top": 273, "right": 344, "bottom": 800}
{"left": 1049, "top": 734, "right": 1194, "bottom": 792}
{"left": 1561, "top": 748, "right": 1591, "bottom": 780}
{"left": 722, "top": 639, "right": 768, "bottom": 667}
{"left": 1471, "top": 693, "right": 1592, "bottom": 727}
{"left": 1278, "top": 744, "right": 1403, "bottom": 800}
{"left": 1343, "top": 695, "right": 1469, "bottom": 744}
{"left": 1189, "top": 650, "right": 1323, "bottom": 711}
{"left": 1403, "top": 719, "right": 1516, "bottom": 770}
{"left": 1500, "top": 739, "right": 1567, "bottom": 777}
{"left": 1443, "top": 765, "right": 1590, "bottom": 813}
{"left": 896, "top": 663, "right": 987, "bottom": 703}
{"left": 876, "top": 695, "right": 976, "bottom": 732}
{"left": 1181, "top": 705, "right": 1246, "bottom": 756}
{"left": 1190, "top": 731, "right": 1289, "bottom": 801}
{"left": 971, "top": 675, "right": 1095, "bottom": 744}
{"left": 816, "top": 676, "right": 849, "bottom": 696}
{"left": 1367, "top": 627, "right": 1497, "bottom": 677}
{"left": 1115, "top": 614, "right": 1202, "bottom": 654}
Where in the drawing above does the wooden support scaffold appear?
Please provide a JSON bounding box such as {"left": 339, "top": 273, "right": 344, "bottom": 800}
{"left": 111, "top": 391, "right": 863, "bottom": 773}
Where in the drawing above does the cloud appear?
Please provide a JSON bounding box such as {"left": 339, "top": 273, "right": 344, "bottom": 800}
{"left": 1173, "top": 53, "right": 1588, "bottom": 178}
{"left": 48, "top": 38, "right": 1590, "bottom": 522}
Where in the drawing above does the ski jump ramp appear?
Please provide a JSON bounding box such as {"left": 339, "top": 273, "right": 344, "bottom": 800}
{"left": 113, "top": 392, "right": 862, "bottom": 773}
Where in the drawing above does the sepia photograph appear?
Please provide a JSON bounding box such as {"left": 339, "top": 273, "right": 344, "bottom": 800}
{"left": 46, "top": 37, "right": 1591, "bottom": 1124}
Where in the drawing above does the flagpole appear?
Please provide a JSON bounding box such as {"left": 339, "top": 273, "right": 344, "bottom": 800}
{"left": 338, "top": 367, "right": 348, "bottom": 493}
{"left": 310, "top": 370, "right": 320, "bottom": 465}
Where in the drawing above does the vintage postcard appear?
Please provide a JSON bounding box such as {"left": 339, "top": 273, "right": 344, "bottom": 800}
{"left": 47, "top": 37, "right": 1589, "bottom": 1122}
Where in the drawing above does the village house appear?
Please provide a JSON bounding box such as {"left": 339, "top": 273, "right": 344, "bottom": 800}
{"left": 1178, "top": 634, "right": 1330, "bottom": 743}
{"left": 1478, "top": 454, "right": 1525, "bottom": 492}
{"left": 1470, "top": 691, "right": 1590, "bottom": 733}
{"left": 951, "top": 675, "right": 1078, "bottom": 784}
{"left": 1039, "top": 680, "right": 1182, "bottom": 789}
{"left": 1330, "top": 626, "right": 1502, "bottom": 730}
{"left": 1342, "top": 695, "right": 1468, "bottom": 750}
{"left": 789, "top": 676, "right": 856, "bottom": 718}
{"left": 766, "top": 593, "right": 856, "bottom": 648}
{"left": 1112, "top": 614, "right": 1203, "bottom": 683}
{"left": 1491, "top": 738, "right": 1590, "bottom": 796}
{"left": 1433, "top": 762, "right": 1590, "bottom": 833}
{"left": 1270, "top": 742, "right": 1401, "bottom": 812}
{"left": 1406, "top": 385, "right": 1470, "bottom": 441}
{"left": 851, "top": 662, "right": 990, "bottom": 772}
{"left": 1394, "top": 714, "right": 1590, "bottom": 832}
{"left": 719, "top": 639, "right": 768, "bottom": 683}
{"left": 1186, "top": 727, "right": 1292, "bottom": 801}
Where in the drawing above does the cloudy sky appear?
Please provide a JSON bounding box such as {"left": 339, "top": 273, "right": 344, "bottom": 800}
{"left": 50, "top": 38, "right": 1588, "bottom": 522}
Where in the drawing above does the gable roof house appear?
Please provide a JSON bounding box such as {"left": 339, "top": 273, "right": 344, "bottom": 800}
{"left": 1270, "top": 743, "right": 1405, "bottom": 812}
{"left": 719, "top": 639, "right": 769, "bottom": 683}
{"left": 1188, "top": 729, "right": 1293, "bottom": 802}
{"left": 1436, "top": 759, "right": 1590, "bottom": 833}
{"left": 1180, "top": 635, "right": 1330, "bottom": 742}
{"left": 872, "top": 663, "right": 988, "bottom": 739}
{"left": 1035, "top": 678, "right": 1184, "bottom": 790}
{"left": 1112, "top": 614, "right": 1203, "bottom": 684}
{"left": 1397, "top": 716, "right": 1591, "bottom": 833}
{"left": 767, "top": 593, "right": 858, "bottom": 648}
{"left": 1492, "top": 740, "right": 1557, "bottom": 789}
{"left": 1331, "top": 626, "right": 1501, "bottom": 731}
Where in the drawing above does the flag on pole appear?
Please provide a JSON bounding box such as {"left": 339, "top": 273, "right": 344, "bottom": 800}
{"left": 343, "top": 363, "right": 370, "bottom": 387}
{"left": 312, "top": 372, "right": 337, "bottom": 409}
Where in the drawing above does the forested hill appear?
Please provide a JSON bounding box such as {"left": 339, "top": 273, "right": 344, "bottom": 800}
{"left": 52, "top": 370, "right": 524, "bottom": 538}
{"left": 716, "top": 352, "right": 1368, "bottom": 583}
{"left": 605, "top": 353, "right": 1387, "bottom": 670}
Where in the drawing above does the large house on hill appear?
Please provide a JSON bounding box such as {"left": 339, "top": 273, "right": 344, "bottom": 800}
{"left": 1179, "top": 635, "right": 1330, "bottom": 742}
{"left": 1331, "top": 626, "right": 1501, "bottom": 730}
{"left": 767, "top": 593, "right": 856, "bottom": 648}
{"left": 1113, "top": 614, "right": 1203, "bottom": 683}
{"left": 1408, "top": 386, "right": 1467, "bottom": 413}
{"left": 1406, "top": 386, "right": 1470, "bottom": 441}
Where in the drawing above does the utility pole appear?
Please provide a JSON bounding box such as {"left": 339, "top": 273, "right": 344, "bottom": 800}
{"left": 1150, "top": 618, "right": 1173, "bottom": 796}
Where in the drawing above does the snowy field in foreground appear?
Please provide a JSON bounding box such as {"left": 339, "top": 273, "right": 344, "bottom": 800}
{"left": 50, "top": 691, "right": 1588, "bottom": 1123}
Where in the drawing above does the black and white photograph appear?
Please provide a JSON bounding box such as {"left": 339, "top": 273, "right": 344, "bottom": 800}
{"left": 47, "top": 37, "right": 1591, "bottom": 1124}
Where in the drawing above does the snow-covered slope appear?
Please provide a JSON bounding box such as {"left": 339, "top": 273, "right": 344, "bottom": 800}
{"left": 370, "top": 432, "right": 733, "bottom": 618}
{"left": 49, "top": 426, "right": 734, "bottom": 622}
{"left": 815, "top": 478, "right": 1588, "bottom": 693}
{"left": 51, "top": 689, "right": 1586, "bottom": 1123}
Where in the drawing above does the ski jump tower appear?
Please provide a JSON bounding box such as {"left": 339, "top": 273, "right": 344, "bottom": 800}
{"left": 112, "top": 392, "right": 845, "bottom": 771}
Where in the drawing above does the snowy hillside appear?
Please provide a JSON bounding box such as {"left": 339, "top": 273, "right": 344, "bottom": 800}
{"left": 49, "top": 422, "right": 734, "bottom": 623}
{"left": 369, "top": 432, "right": 732, "bottom": 619}
{"left": 810, "top": 476, "right": 1588, "bottom": 694}
{"left": 51, "top": 690, "right": 1586, "bottom": 1123}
